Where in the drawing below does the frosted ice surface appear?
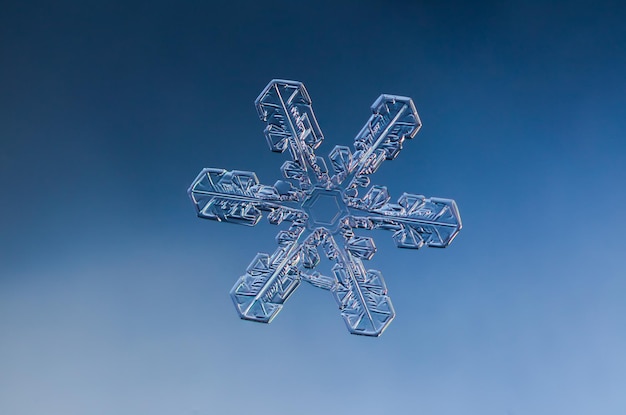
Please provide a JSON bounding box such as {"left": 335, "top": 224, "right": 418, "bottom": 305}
{"left": 188, "top": 80, "right": 462, "bottom": 336}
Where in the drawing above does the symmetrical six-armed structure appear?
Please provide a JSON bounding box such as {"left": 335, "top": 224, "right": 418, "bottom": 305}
{"left": 189, "top": 79, "right": 461, "bottom": 336}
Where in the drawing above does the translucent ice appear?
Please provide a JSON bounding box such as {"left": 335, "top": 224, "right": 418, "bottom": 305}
{"left": 189, "top": 80, "right": 462, "bottom": 336}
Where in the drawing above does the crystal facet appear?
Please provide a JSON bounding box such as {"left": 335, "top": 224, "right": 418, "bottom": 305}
{"left": 189, "top": 79, "right": 462, "bottom": 336}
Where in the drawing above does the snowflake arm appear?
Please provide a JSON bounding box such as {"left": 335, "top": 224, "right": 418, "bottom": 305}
{"left": 188, "top": 168, "right": 304, "bottom": 226}
{"left": 296, "top": 229, "right": 395, "bottom": 336}
{"left": 255, "top": 79, "right": 330, "bottom": 189}
{"left": 349, "top": 186, "right": 462, "bottom": 249}
{"left": 323, "top": 233, "right": 395, "bottom": 337}
{"left": 330, "top": 94, "right": 421, "bottom": 192}
{"left": 230, "top": 224, "right": 310, "bottom": 323}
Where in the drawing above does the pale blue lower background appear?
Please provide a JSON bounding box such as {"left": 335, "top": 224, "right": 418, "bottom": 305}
{"left": 2, "top": 1, "right": 626, "bottom": 414}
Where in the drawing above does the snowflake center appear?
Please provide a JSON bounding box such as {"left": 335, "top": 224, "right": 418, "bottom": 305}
{"left": 302, "top": 188, "right": 348, "bottom": 232}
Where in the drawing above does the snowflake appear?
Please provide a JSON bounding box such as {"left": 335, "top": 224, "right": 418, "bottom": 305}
{"left": 188, "top": 80, "right": 462, "bottom": 336}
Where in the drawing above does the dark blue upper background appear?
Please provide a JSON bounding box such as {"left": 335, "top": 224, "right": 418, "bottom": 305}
{"left": 2, "top": 1, "right": 626, "bottom": 414}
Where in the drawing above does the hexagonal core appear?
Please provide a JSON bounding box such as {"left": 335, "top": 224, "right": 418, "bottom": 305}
{"left": 302, "top": 188, "right": 348, "bottom": 230}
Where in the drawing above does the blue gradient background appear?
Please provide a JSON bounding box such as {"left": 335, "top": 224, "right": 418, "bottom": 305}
{"left": 2, "top": 1, "right": 626, "bottom": 414}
